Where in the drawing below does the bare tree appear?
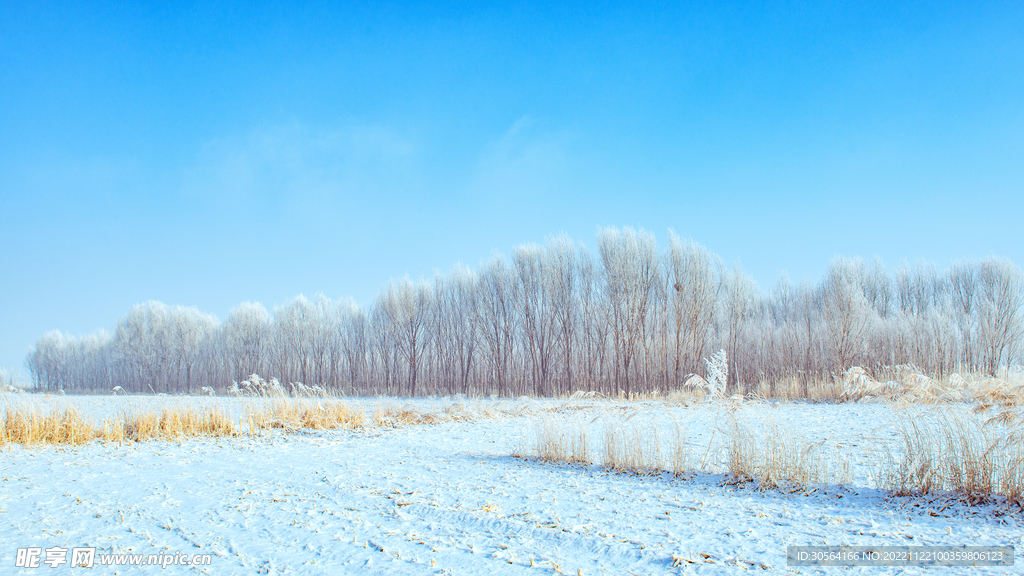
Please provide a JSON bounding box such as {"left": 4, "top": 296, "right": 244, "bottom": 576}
{"left": 598, "top": 227, "right": 659, "bottom": 396}
{"left": 547, "top": 234, "right": 578, "bottom": 394}
{"left": 114, "top": 301, "right": 173, "bottom": 393}
{"left": 948, "top": 261, "right": 977, "bottom": 370}
{"left": 822, "top": 258, "right": 876, "bottom": 373}
{"left": 667, "top": 232, "right": 722, "bottom": 386}
{"left": 722, "top": 264, "right": 757, "bottom": 389}
{"left": 477, "top": 256, "right": 517, "bottom": 396}
{"left": 513, "top": 244, "right": 556, "bottom": 396}
{"left": 223, "top": 302, "right": 270, "bottom": 383}
{"left": 378, "top": 278, "right": 433, "bottom": 396}
{"left": 975, "top": 258, "right": 1024, "bottom": 375}
{"left": 338, "top": 299, "right": 368, "bottom": 393}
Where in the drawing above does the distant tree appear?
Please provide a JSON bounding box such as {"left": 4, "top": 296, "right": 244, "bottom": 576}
{"left": 378, "top": 279, "right": 433, "bottom": 396}
{"left": 667, "top": 232, "right": 721, "bottom": 386}
{"left": 114, "top": 302, "right": 174, "bottom": 393}
{"left": 975, "top": 258, "right": 1024, "bottom": 375}
{"left": 338, "top": 299, "right": 369, "bottom": 393}
{"left": 547, "top": 234, "right": 579, "bottom": 393}
{"left": 478, "top": 256, "right": 517, "bottom": 396}
{"left": 722, "top": 264, "right": 757, "bottom": 388}
{"left": 598, "top": 227, "right": 659, "bottom": 396}
{"left": 513, "top": 244, "right": 555, "bottom": 396}
{"left": 223, "top": 302, "right": 270, "bottom": 383}
{"left": 822, "top": 258, "right": 875, "bottom": 373}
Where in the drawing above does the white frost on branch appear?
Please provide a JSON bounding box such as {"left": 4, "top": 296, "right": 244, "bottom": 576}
{"left": 682, "top": 349, "right": 728, "bottom": 398}
{"left": 704, "top": 349, "right": 728, "bottom": 398}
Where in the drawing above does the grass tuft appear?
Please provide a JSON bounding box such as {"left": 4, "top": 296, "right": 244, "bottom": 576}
{"left": 123, "top": 406, "right": 236, "bottom": 441}
{"left": 519, "top": 411, "right": 688, "bottom": 477}
{"left": 726, "top": 416, "right": 851, "bottom": 490}
{"left": 3, "top": 406, "right": 95, "bottom": 445}
{"left": 879, "top": 408, "right": 1024, "bottom": 504}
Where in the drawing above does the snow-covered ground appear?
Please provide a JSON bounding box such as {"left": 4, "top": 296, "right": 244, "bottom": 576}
{"left": 1, "top": 395, "right": 1020, "bottom": 574}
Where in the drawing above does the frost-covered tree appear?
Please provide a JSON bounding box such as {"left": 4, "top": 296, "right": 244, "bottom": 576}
{"left": 513, "top": 244, "right": 555, "bottom": 396}
{"left": 598, "top": 227, "right": 659, "bottom": 395}
{"left": 667, "top": 232, "right": 721, "bottom": 386}
{"left": 223, "top": 302, "right": 270, "bottom": 383}
{"left": 822, "top": 258, "right": 876, "bottom": 372}
{"left": 378, "top": 279, "right": 433, "bottom": 396}
{"left": 478, "top": 256, "right": 517, "bottom": 396}
{"left": 975, "top": 258, "right": 1024, "bottom": 375}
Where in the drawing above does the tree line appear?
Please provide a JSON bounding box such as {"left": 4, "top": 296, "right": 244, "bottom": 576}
{"left": 26, "top": 228, "right": 1024, "bottom": 396}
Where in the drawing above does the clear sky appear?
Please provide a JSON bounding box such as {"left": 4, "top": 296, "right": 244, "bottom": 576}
{"left": 2, "top": 1, "right": 1022, "bottom": 378}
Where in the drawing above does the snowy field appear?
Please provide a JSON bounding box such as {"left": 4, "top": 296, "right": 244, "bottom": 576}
{"left": 2, "top": 394, "right": 1020, "bottom": 575}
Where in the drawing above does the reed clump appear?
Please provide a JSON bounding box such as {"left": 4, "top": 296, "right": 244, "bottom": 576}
{"left": 726, "top": 417, "right": 851, "bottom": 490}
{"left": 879, "top": 407, "right": 1024, "bottom": 504}
{"left": 519, "top": 406, "right": 852, "bottom": 493}
{"left": 517, "top": 412, "right": 688, "bottom": 477}
{"left": 123, "top": 406, "right": 236, "bottom": 441}
{"left": 2, "top": 406, "right": 94, "bottom": 446}
{"left": 838, "top": 365, "right": 1024, "bottom": 406}
{"left": 245, "top": 400, "right": 366, "bottom": 433}
{"left": 526, "top": 416, "right": 591, "bottom": 466}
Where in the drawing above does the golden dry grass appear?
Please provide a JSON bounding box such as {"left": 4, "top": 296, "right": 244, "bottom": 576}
{"left": 664, "top": 388, "right": 708, "bottom": 406}
{"left": 123, "top": 406, "right": 236, "bottom": 441}
{"left": 2, "top": 406, "right": 95, "bottom": 446}
{"left": 838, "top": 366, "right": 1024, "bottom": 406}
{"left": 244, "top": 400, "right": 366, "bottom": 434}
{"left": 604, "top": 417, "right": 688, "bottom": 475}
{"left": 769, "top": 376, "right": 843, "bottom": 402}
{"left": 1, "top": 397, "right": 511, "bottom": 449}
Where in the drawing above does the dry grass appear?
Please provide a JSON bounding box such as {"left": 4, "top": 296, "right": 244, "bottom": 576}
{"left": 2, "top": 406, "right": 95, "bottom": 446}
{"left": 765, "top": 376, "right": 843, "bottom": 402}
{"left": 123, "top": 406, "right": 237, "bottom": 441}
{"left": 1, "top": 397, "right": 512, "bottom": 449}
{"left": 969, "top": 375, "right": 1024, "bottom": 407}
{"left": 879, "top": 407, "right": 1024, "bottom": 504}
{"left": 245, "top": 400, "right": 366, "bottom": 434}
{"left": 517, "top": 411, "right": 687, "bottom": 478}
{"left": 227, "top": 374, "right": 330, "bottom": 398}
{"left": 665, "top": 388, "right": 709, "bottom": 406}
{"left": 603, "top": 416, "right": 687, "bottom": 475}
{"left": 838, "top": 365, "right": 1024, "bottom": 406}
{"left": 726, "top": 416, "right": 852, "bottom": 491}
{"left": 664, "top": 365, "right": 1024, "bottom": 405}
{"left": 519, "top": 405, "right": 851, "bottom": 493}
{"left": 372, "top": 399, "right": 524, "bottom": 427}
{"left": 526, "top": 416, "right": 592, "bottom": 465}
{"left": 372, "top": 404, "right": 443, "bottom": 427}
{"left": 667, "top": 374, "right": 844, "bottom": 405}
{"left": 522, "top": 399, "right": 1024, "bottom": 507}
{"left": 0, "top": 403, "right": 241, "bottom": 446}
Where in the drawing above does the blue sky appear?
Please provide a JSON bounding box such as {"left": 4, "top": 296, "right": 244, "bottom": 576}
{"left": 2, "top": 1, "right": 1022, "bottom": 376}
